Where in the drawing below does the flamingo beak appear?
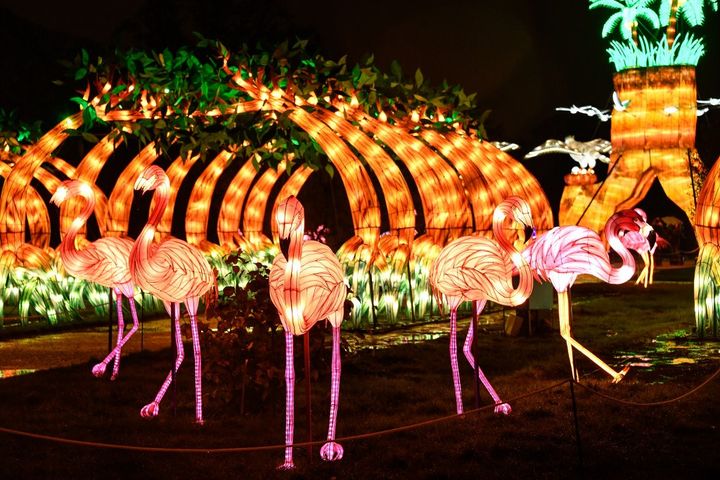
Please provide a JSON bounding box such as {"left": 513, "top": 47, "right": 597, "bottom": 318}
{"left": 646, "top": 229, "right": 657, "bottom": 250}
{"left": 50, "top": 186, "right": 68, "bottom": 206}
{"left": 524, "top": 225, "right": 536, "bottom": 242}
{"left": 279, "top": 237, "right": 291, "bottom": 260}
{"left": 134, "top": 175, "right": 152, "bottom": 193}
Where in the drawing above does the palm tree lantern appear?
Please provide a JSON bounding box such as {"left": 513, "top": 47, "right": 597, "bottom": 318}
{"left": 561, "top": 1, "right": 716, "bottom": 232}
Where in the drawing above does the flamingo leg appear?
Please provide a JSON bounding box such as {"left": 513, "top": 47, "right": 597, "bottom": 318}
{"left": 462, "top": 300, "right": 511, "bottom": 415}
{"left": 449, "top": 308, "right": 464, "bottom": 415}
{"left": 141, "top": 303, "right": 185, "bottom": 419}
{"left": 636, "top": 252, "right": 650, "bottom": 288}
{"left": 92, "top": 290, "right": 126, "bottom": 379}
{"left": 184, "top": 297, "right": 204, "bottom": 425}
{"left": 557, "top": 291, "right": 578, "bottom": 382}
{"left": 320, "top": 325, "right": 344, "bottom": 461}
{"left": 280, "top": 330, "right": 296, "bottom": 470}
{"left": 558, "top": 291, "right": 629, "bottom": 383}
{"left": 648, "top": 252, "right": 655, "bottom": 286}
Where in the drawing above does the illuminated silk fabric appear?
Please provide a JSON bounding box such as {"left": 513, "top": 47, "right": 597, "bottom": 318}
{"left": 559, "top": 67, "right": 703, "bottom": 238}
{"left": 129, "top": 165, "right": 213, "bottom": 424}
{"left": 695, "top": 154, "right": 720, "bottom": 337}
{"left": 50, "top": 179, "right": 140, "bottom": 380}
{"left": 0, "top": 113, "right": 82, "bottom": 246}
{"left": 522, "top": 211, "right": 651, "bottom": 382}
{"left": 429, "top": 197, "right": 534, "bottom": 415}
{"left": 268, "top": 196, "right": 346, "bottom": 469}
{"left": 615, "top": 208, "right": 658, "bottom": 288}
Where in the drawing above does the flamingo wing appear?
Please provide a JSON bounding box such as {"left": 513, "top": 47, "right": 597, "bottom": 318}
{"left": 268, "top": 241, "right": 346, "bottom": 333}
{"left": 65, "top": 238, "right": 133, "bottom": 287}
{"left": 140, "top": 239, "right": 213, "bottom": 301}
{"left": 524, "top": 227, "right": 611, "bottom": 285}
{"left": 431, "top": 236, "right": 516, "bottom": 304}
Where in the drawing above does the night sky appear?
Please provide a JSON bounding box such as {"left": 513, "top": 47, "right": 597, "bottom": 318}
{"left": 1, "top": 0, "right": 719, "bottom": 222}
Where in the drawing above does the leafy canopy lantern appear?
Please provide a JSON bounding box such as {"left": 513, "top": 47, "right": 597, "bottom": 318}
{"left": 560, "top": 1, "right": 716, "bottom": 232}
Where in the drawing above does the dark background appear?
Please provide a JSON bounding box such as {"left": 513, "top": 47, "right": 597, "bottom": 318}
{"left": 1, "top": 0, "right": 718, "bottom": 232}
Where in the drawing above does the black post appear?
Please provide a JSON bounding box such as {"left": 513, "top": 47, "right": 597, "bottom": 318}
{"left": 140, "top": 291, "right": 145, "bottom": 352}
{"left": 303, "top": 333, "right": 313, "bottom": 461}
{"left": 107, "top": 288, "right": 113, "bottom": 353}
{"left": 569, "top": 379, "right": 584, "bottom": 473}
{"left": 367, "top": 268, "right": 378, "bottom": 329}
{"left": 406, "top": 261, "right": 416, "bottom": 323}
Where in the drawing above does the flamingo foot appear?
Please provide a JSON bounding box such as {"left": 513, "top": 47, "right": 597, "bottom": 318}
{"left": 612, "top": 365, "right": 631, "bottom": 384}
{"left": 140, "top": 402, "right": 160, "bottom": 419}
{"left": 91, "top": 362, "right": 107, "bottom": 378}
{"left": 277, "top": 461, "right": 296, "bottom": 471}
{"left": 320, "top": 441, "right": 344, "bottom": 461}
{"left": 493, "top": 402, "right": 512, "bottom": 416}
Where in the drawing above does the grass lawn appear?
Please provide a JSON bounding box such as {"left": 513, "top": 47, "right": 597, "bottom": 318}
{"left": 1, "top": 280, "right": 719, "bottom": 479}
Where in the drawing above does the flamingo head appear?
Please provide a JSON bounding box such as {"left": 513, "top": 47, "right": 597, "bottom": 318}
{"left": 612, "top": 209, "right": 656, "bottom": 251}
{"left": 640, "top": 221, "right": 657, "bottom": 251}
{"left": 134, "top": 165, "right": 169, "bottom": 194}
{"left": 498, "top": 196, "right": 535, "bottom": 244}
{"left": 50, "top": 180, "right": 93, "bottom": 206}
{"left": 276, "top": 196, "right": 304, "bottom": 258}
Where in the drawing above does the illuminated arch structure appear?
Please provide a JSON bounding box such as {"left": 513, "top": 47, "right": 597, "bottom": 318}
{"left": 558, "top": 67, "right": 704, "bottom": 233}
{"left": 0, "top": 83, "right": 553, "bottom": 325}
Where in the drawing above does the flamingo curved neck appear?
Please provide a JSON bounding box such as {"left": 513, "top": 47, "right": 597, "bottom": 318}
{"left": 492, "top": 206, "right": 518, "bottom": 257}
{"left": 62, "top": 190, "right": 95, "bottom": 254}
{"left": 607, "top": 232, "right": 636, "bottom": 284}
{"left": 283, "top": 219, "right": 305, "bottom": 331}
{"left": 136, "top": 184, "right": 168, "bottom": 262}
{"left": 493, "top": 205, "right": 533, "bottom": 305}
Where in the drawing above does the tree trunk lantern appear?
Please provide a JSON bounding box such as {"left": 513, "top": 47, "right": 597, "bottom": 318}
{"left": 562, "top": 0, "right": 717, "bottom": 232}
{"left": 611, "top": 66, "right": 697, "bottom": 151}
{"left": 559, "top": 65, "right": 705, "bottom": 234}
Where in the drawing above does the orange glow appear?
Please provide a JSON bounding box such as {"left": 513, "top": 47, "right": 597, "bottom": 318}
{"left": 185, "top": 151, "right": 231, "bottom": 246}
{"left": 0, "top": 112, "right": 82, "bottom": 246}
{"left": 270, "top": 165, "right": 313, "bottom": 244}
{"left": 105, "top": 143, "right": 161, "bottom": 237}
{"left": 242, "top": 163, "right": 286, "bottom": 249}
{"left": 60, "top": 135, "right": 119, "bottom": 239}
{"left": 217, "top": 157, "right": 261, "bottom": 247}
{"left": 560, "top": 67, "right": 702, "bottom": 232}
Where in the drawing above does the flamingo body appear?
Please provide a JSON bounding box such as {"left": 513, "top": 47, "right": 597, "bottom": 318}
{"left": 268, "top": 196, "right": 346, "bottom": 469}
{"left": 51, "top": 180, "right": 140, "bottom": 380}
{"left": 522, "top": 210, "right": 652, "bottom": 382}
{"left": 269, "top": 240, "right": 346, "bottom": 335}
{"left": 129, "top": 165, "right": 213, "bottom": 424}
{"left": 430, "top": 196, "right": 535, "bottom": 415}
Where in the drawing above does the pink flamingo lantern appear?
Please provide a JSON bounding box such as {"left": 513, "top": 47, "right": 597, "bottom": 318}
{"left": 615, "top": 208, "right": 658, "bottom": 288}
{"left": 51, "top": 179, "right": 140, "bottom": 380}
{"left": 523, "top": 210, "right": 653, "bottom": 382}
{"left": 130, "top": 166, "right": 213, "bottom": 424}
{"left": 268, "top": 196, "right": 347, "bottom": 469}
{"left": 429, "top": 197, "right": 535, "bottom": 415}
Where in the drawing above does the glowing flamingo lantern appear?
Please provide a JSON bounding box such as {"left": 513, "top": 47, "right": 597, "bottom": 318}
{"left": 523, "top": 209, "right": 654, "bottom": 382}
{"left": 130, "top": 166, "right": 213, "bottom": 424}
{"left": 615, "top": 208, "right": 658, "bottom": 288}
{"left": 429, "top": 197, "right": 535, "bottom": 415}
{"left": 50, "top": 179, "right": 140, "bottom": 380}
{"left": 269, "top": 196, "right": 347, "bottom": 469}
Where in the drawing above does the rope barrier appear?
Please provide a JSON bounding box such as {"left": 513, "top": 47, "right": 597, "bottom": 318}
{"left": 575, "top": 364, "right": 720, "bottom": 407}
{"left": 0, "top": 380, "right": 569, "bottom": 454}
{"left": 0, "top": 364, "right": 718, "bottom": 454}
